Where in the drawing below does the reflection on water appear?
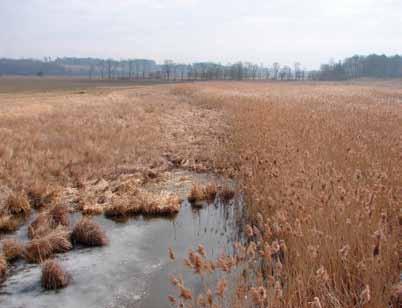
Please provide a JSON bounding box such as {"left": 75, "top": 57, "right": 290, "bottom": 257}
{"left": 0, "top": 198, "right": 244, "bottom": 308}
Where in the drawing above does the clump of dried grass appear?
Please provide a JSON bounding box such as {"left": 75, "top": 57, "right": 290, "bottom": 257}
{"left": 143, "top": 194, "right": 181, "bottom": 216}
{"left": 104, "top": 192, "right": 180, "bottom": 219}
{"left": 188, "top": 184, "right": 206, "bottom": 204}
{"left": 71, "top": 218, "right": 108, "bottom": 247}
{"left": 0, "top": 254, "right": 7, "bottom": 281}
{"left": 27, "top": 204, "right": 69, "bottom": 239}
{"left": 5, "top": 192, "right": 31, "bottom": 218}
{"left": 219, "top": 186, "right": 235, "bottom": 202}
{"left": 48, "top": 204, "right": 69, "bottom": 227}
{"left": 41, "top": 260, "right": 70, "bottom": 290}
{"left": 2, "top": 238, "right": 23, "bottom": 262}
{"left": 0, "top": 215, "right": 19, "bottom": 233}
{"left": 104, "top": 197, "right": 142, "bottom": 218}
{"left": 81, "top": 204, "right": 104, "bottom": 216}
{"left": 27, "top": 185, "right": 58, "bottom": 210}
{"left": 27, "top": 213, "right": 52, "bottom": 239}
{"left": 188, "top": 183, "right": 219, "bottom": 207}
{"left": 23, "top": 228, "right": 72, "bottom": 263}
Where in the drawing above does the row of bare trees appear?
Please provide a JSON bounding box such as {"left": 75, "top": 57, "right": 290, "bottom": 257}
{"left": 82, "top": 59, "right": 308, "bottom": 81}
{"left": 2, "top": 55, "right": 401, "bottom": 80}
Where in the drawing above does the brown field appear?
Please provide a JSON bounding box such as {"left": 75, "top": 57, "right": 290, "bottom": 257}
{"left": 0, "top": 78, "right": 401, "bottom": 307}
{"left": 0, "top": 76, "right": 184, "bottom": 93}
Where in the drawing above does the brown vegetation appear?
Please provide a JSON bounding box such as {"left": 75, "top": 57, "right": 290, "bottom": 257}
{"left": 188, "top": 183, "right": 219, "bottom": 206}
{"left": 71, "top": 218, "right": 108, "bottom": 247}
{"left": 27, "top": 204, "right": 69, "bottom": 239}
{"left": 41, "top": 260, "right": 70, "bottom": 290}
{"left": 183, "top": 82, "right": 401, "bottom": 308}
{"left": 0, "top": 254, "right": 7, "bottom": 281}
{"left": 0, "top": 215, "right": 19, "bottom": 233}
{"left": 1, "top": 80, "right": 400, "bottom": 306}
{"left": 81, "top": 204, "right": 104, "bottom": 216}
{"left": 2, "top": 239, "right": 23, "bottom": 262}
{"left": 24, "top": 228, "right": 72, "bottom": 263}
{"left": 4, "top": 192, "right": 31, "bottom": 218}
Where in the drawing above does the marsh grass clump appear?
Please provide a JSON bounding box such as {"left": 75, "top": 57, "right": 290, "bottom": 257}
{"left": 188, "top": 184, "right": 206, "bottom": 204}
{"left": 5, "top": 192, "right": 31, "bottom": 218}
{"left": 71, "top": 218, "right": 108, "bottom": 247}
{"left": 27, "top": 204, "right": 69, "bottom": 239}
{"left": 2, "top": 239, "right": 23, "bottom": 262}
{"left": 23, "top": 237, "right": 53, "bottom": 263}
{"left": 41, "top": 260, "right": 70, "bottom": 290}
{"left": 81, "top": 204, "right": 104, "bottom": 216}
{"left": 0, "top": 215, "right": 20, "bottom": 233}
{"left": 143, "top": 194, "right": 181, "bottom": 217}
{"left": 27, "top": 213, "right": 52, "bottom": 239}
{"left": 48, "top": 204, "right": 70, "bottom": 227}
{"left": 0, "top": 255, "right": 7, "bottom": 281}
{"left": 105, "top": 192, "right": 180, "bottom": 219}
{"left": 23, "top": 228, "right": 72, "bottom": 263}
{"left": 204, "top": 183, "right": 218, "bottom": 202}
{"left": 188, "top": 183, "right": 218, "bottom": 206}
{"left": 104, "top": 197, "right": 142, "bottom": 218}
{"left": 219, "top": 186, "right": 235, "bottom": 203}
{"left": 27, "top": 185, "right": 58, "bottom": 210}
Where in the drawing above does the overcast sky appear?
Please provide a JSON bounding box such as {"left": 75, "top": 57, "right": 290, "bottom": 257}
{"left": 0, "top": 0, "right": 401, "bottom": 69}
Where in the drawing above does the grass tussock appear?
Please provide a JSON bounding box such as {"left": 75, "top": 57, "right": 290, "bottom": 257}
{"left": 188, "top": 184, "right": 218, "bottom": 204}
{"left": 219, "top": 186, "right": 235, "bottom": 203}
{"left": 0, "top": 215, "right": 20, "bottom": 233}
{"left": 143, "top": 194, "right": 181, "bottom": 217}
{"left": 4, "top": 192, "right": 31, "bottom": 218}
{"left": 81, "top": 204, "right": 104, "bottom": 216}
{"left": 105, "top": 192, "right": 181, "bottom": 219}
{"left": 27, "top": 213, "right": 52, "bottom": 239}
{"left": 104, "top": 197, "right": 142, "bottom": 218}
{"left": 71, "top": 218, "right": 108, "bottom": 247}
{"left": 188, "top": 183, "right": 230, "bottom": 206}
{"left": 41, "top": 260, "right": 70, "bottom": 290}
{"left": 23, "top": 228, "right": 72, "bottom": 263}
{"left": 2, "top": 239, "right": 23, "bottom": 262}
{"left": 48, "top": 204, "right": 69, "bottom": 227}
{"left": 27, "top": 185, "right": 58, "bottom": 210}
{"left": 0, "top": 255, "right": 7, "bottom": 281}
{"left": 27, "top": 204, "right": 69, "bottom": 239}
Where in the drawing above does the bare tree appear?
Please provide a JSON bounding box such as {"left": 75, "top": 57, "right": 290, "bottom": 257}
{"left": 163, "top": 60, "right": 174, "bottom": 80}
{"left": 272, "top": 62, "right": 280, "bottom": 80}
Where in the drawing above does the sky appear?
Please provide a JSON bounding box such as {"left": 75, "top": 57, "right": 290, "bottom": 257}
{"left": 0, "top": 0, "right": 401, "bottom": 69}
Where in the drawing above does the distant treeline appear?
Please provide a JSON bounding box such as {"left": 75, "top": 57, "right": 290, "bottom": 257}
{"left": 0, "top": 54, "right": 401, "bottom": 81}
{"left": 315, "top": 54, "right": 402, "bottom": 80}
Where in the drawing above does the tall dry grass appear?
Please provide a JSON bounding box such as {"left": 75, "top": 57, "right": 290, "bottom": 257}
{"left": 172, "top": 82, "right": 402, "bottom": 307}
{"left": 224, "top": 83, "right": 401, "bottom": 307}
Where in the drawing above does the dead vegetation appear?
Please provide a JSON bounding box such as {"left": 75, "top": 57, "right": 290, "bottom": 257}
{"left": 27, "top": 204, "right": 69, "bottom": 239}
{"left": 0, "top": 254, "right": 7, "bottom": 281}
{"left": 188, "top": 183, "right": 218, "bottom": 204}
{"left": 23, "top": 228, "right": 72, "bottom": 263}
{"left": 177, "top": 82, "right": 402, "bottom": 308}
{"left": 71, "top": 218, "right": 108, "bottom": 247}
{"left": 41, "top": 260, "right": 70, "bottom": 290}
{"left": 0, "top": 215, "right": 19, "bottom": 233}
{"left": 1, "top": 81, "right": 400, "bottom": 305}
{"left": 4, "top": 192, "right": 31, "bottom": 218}
{"left": 188, "top": 183, "right": 234, "bottom": 207}
{"left": 2, "top": 239, "right": 23, "bottom": 262}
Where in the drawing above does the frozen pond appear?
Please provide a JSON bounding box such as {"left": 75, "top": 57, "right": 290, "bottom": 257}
{"left": 0, "top": 197, "right": 244, "bottom": 308}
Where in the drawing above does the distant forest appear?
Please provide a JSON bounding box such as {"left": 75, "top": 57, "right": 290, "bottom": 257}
{"left": 0, "top": 54, "right": 401, "bottom": 81}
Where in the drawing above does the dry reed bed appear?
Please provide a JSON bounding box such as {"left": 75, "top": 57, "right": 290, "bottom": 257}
{"left": 170, "top": 82, "right": 402, "bottom": 308}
